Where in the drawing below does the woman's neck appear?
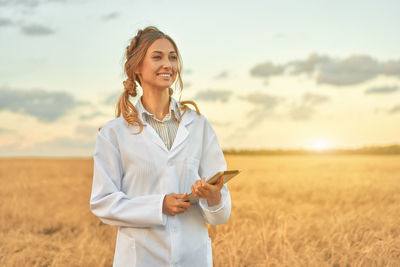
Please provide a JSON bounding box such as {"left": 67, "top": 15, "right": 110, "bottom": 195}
{"left": 141, "top": 88, "right": 170, "bottom": 121}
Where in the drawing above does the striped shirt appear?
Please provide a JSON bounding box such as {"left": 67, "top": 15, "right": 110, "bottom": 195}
{"left": 136, "top": 97, "right": 180, "bottom": 150}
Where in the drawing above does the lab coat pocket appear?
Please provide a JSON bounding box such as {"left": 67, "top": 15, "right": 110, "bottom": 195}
{"left": 113, "top": 231, "right": 136, "bottom": 267}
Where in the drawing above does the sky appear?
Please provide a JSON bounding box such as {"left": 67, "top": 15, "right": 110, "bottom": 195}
{"left": 0, "top": 0, "right": 399, "bottom": 157}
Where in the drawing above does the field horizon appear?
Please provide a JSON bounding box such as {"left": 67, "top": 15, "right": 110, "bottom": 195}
{"left": 2, "top": 144, "right": 400, "bottom": 159}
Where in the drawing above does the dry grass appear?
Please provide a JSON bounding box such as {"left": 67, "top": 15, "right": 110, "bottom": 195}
{"left": 0, "top": 155, "right": 399, "bottom": 266}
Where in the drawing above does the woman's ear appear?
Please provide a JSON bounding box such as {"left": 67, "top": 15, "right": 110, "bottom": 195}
{"left": 134, "top": 70, "right": 141, "bottom": 81}
{"left": 134, "top": 65, "right": 140, "bottom": 75}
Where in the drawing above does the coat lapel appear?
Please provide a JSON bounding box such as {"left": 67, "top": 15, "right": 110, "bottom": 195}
{"left": 126, "top": 112, "right": 169, "bottom": 153}
{"left": 124, "top": 99, "right": 197, "bottom": 155}
{"left": 144, "top": 123, "right": 169, "bottom": 152}
{"left": 169, "top": 109, "right": 196, "bottom": 156}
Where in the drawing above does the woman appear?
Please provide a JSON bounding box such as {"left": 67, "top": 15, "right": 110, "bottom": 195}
{"left": 90, "top": 26, "right": 231, "bottom": 267}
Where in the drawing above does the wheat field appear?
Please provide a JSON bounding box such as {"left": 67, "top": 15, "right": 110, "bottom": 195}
{"left": 0, "top": 155, "right": 399, "bottom": 267}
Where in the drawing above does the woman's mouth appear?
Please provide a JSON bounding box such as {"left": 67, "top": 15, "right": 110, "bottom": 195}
{"left": 157, "top": 73, "right": 172, "bottom": 77}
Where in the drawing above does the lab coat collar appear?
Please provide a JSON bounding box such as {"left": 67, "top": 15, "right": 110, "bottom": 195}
{"left": 125, "top": 97, "right": 195, "bottom": 130}
{"left": 124, "top": 97, "right": 198, "bottom": 154}
{"left": 136, "top": 96, "right": 181, "bottom": 124}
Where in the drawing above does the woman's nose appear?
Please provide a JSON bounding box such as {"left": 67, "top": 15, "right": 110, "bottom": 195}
{"left": 162, "top": 59, "right": 173, "bottom": 69}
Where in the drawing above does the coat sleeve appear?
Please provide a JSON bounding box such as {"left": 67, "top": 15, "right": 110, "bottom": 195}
{"left": 197, "top": 119, "right": 231, "bottom": 225}
{"left": 90, "top": 127, "right": 167, "bottom": 228}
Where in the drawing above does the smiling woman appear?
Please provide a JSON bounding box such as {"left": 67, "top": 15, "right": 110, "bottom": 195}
{"left": 89, "top": 26, "right": 231, "bottom": 267}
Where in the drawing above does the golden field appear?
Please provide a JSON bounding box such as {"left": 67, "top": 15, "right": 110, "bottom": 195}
{"left": 0, "top": 155, "right": 399, "bottom": 267}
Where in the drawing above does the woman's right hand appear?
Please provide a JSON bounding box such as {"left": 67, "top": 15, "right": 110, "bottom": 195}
{"left": 162, "top": 193, "right": 191, "bottom": 216}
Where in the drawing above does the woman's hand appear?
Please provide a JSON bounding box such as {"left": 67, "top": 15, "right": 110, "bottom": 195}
{"left": 191, "top": 176, "right": 224, "bottom": 207}
{"left": 162, "top": 193, "right": 191, "bottom": 216}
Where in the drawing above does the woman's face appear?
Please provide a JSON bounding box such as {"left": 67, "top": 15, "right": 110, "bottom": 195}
{"left": 136, "top": 38, "right": 178, "bottom": 92}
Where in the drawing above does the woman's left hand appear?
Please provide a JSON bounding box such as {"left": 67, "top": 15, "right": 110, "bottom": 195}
{"left": 191, "top": 176, "right": 224, "bottom": 206}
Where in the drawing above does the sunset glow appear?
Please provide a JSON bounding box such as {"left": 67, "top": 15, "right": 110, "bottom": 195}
{"left": 307, "top": 139, "right": 334, "bottom": 151}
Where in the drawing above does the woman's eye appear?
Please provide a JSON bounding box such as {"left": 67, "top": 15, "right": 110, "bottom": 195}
{"left": 152, "top": 55, "right": 177, "bottom": 60}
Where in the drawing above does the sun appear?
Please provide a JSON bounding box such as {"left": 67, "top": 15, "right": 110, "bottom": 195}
{"left": 307, "top": 138, "right": 334, "bottom": 151}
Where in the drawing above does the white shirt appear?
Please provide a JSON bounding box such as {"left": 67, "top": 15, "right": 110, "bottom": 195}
{"left": 136, "top": 97, "right": 180, "bottom": 150}
{"left": 90, "top": 97, "right": 231, "bottom": 267}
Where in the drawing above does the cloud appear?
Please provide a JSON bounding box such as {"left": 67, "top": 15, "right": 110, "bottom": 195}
{"left": 0, "top": 127, "right": 15, "bottom": 133}
{"left": 242, "top": 92, "right": 282, "bottom": 126}
{"left": 213, "top": 71, "right": 229, "bottom": 80}
{"left": 0, "top": 1, "right": 66, "bottom": 36}
{"left": 244, "top": 92, "right": 281, "bottom": 108}
{"left": 1, "top": 19, "right": 56, "bottom": 36}
{"left": 314, "top": 55, "right": 381, "bottom": 86}
{"left": 101, "top": 12, "right": 120, "bottom": 21}
{"left": 0, "top": 0, "right": 66, "bottom": 8}
{"left": 183, "top": 69, "right": 193, "bottom": 75}
{"left": 365, "top": 86, "right": 399, "bottom": 94}
{"left": 194, "top": 89, "right": 233, "bottom": 103}
{"left": 289, "top": 92, "right": 331, "bottom": 121}
{"left": 0, "top": 87, "right": 84, "bottom": 122}
{"left": 388, "top": 105, "right": 400, "bottom": 114}
{"left": 0, "top": 17, "right": 13, "bottom": 27}
{"left": 289, "top": 106, "right": 315, "bottom": 121}
{"left": 183, "top": 81, "right": 192, "bottom": 88}
{"left": 20, "top": 23, "right": 55, "bottom": 36}
{"left": 287, "top": 54, "right": 331, "bottom": 75}
{"left": 250, "top": 54, "right": 400, "bottom": 86}
{"left": 103, "top": 91, "right": 122, "bottom": 105}
{"left": 250, "top": 62, "right": 284, "bottom": 77}
{"left": 382, "top": 60, "right": 400, "bottom": 76}
{"left": 0, "top": 0, "right": 40, "bottom": 8}
{"left": 301, "top": 93, "right": 330, "bottom": 105}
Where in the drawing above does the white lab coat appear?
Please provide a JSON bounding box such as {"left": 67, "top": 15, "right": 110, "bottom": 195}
{"left": 90, "top": 99, "right": 231, "bottom": 267}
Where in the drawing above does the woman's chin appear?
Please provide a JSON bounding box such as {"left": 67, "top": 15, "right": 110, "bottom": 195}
{"left": 157, "top": 82, "right": 174, "bottom": 89}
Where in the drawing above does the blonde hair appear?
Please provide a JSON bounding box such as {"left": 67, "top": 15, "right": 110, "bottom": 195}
{"left": 115, "top": 26, "right": 199, "bottom": 134}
